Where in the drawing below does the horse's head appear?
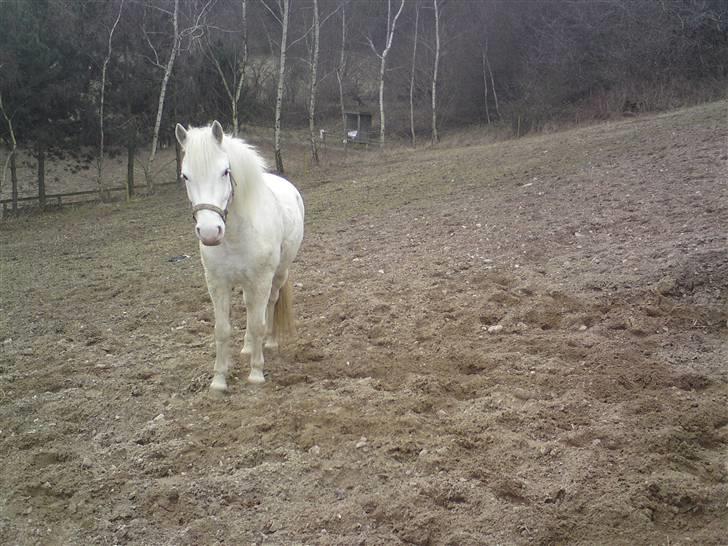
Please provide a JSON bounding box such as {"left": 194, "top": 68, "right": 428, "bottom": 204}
{"left": 175, "top": 120, "right": 235, "bottom": 246}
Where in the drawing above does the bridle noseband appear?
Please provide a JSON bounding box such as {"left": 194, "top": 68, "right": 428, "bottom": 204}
{"left": 192, "top": 202, "right": 229, "bottom": 223}
{"left": 191, "top": 172, "right": 237, "bottom": 224}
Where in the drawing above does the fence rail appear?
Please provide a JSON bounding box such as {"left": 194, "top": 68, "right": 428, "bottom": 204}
{"left": 1, "top": 180, "right": 179, "bottom": 213}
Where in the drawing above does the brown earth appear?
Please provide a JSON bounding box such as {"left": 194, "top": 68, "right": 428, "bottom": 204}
{"left": 1, "top": 102, "right": 727, "bottom": 545}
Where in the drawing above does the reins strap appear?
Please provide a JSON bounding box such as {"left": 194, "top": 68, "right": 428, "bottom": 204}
{"left": 192, "top": 203, "right": 227, "bottom": 223}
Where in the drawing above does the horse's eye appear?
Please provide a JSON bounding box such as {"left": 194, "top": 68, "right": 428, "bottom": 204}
{"left": 181, "top": 173, "right": 188, "bottom": 182}
{"left": 223, "top": 168, "right": 230, "bottom": 177}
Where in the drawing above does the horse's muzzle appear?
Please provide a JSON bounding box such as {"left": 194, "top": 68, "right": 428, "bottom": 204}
{"left": 195, "top": 217, "right": 224, "bottom": 246}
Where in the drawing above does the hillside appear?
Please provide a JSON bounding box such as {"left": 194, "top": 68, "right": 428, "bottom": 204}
{"left": 1, "top": 101, "right": 727, "bottom": 544}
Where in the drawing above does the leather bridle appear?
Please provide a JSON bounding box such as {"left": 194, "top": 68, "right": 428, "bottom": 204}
{"left": 191, "top": 171, "right": 237, "bottom": 224}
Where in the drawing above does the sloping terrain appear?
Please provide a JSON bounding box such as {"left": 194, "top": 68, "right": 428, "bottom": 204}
{"left": 1, "top": 101, "right": 727, "bottom": 545}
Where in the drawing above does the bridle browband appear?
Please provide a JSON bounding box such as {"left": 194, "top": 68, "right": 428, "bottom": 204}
{"left": 191, "top": 171, "right": 237, "bottom": 224}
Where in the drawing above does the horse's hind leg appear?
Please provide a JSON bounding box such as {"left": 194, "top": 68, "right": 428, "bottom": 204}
{"left": 265, "top": 269, "right": 288, "bottom": 350}
{"left": 207, "top": 278, "right": 233, "bottom": 392}
{"left": 243, "top": 277, "right": 273, "bottom": 384}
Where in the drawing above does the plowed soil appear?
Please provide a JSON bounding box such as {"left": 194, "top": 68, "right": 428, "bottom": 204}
{"left": 1, "top": 102, "right": 727, "bottom": 545}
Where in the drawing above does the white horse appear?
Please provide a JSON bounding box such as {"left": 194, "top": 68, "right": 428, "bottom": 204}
{"left": 175, "top": 121, "right": 304, "bottom": 391}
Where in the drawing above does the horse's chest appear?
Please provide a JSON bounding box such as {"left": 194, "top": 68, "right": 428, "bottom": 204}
{"left": 201, "top": 241, "right": 273, "bottom": 285}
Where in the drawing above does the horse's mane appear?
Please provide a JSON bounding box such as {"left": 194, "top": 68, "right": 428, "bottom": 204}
{"left": 224, "top": 136, "right": 268, "bottom": 214}
{"left": 224, "top": 137, "right": 267, "bottom": 186}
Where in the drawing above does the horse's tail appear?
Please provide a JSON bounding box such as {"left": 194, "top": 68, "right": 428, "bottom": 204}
{"left": 273, "top": 277, "right": 296, "bottom": 343}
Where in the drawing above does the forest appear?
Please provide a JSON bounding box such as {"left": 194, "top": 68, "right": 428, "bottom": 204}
{"left": 1, "top": 0, "right": 727, "bottom": 195}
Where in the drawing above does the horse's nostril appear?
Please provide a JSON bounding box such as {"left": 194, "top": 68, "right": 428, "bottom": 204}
{"left": 217, "top": 226, "right": 222, "bottom": 236}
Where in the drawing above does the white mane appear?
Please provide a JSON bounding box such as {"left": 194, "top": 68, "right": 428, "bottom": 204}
{"left": 222, "top": 137, "right": 269, "bottom": 215}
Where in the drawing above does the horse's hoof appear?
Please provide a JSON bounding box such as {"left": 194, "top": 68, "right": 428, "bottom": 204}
{"left": 247, "top": 370, "right": 266, "bottom": 384}
{"left": 210, "top": 375, "right": 228, "bottom": 393}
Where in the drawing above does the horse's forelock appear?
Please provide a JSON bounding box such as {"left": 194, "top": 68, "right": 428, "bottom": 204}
{"left": 184, "top": 126, "right": 226, "bottom": 171}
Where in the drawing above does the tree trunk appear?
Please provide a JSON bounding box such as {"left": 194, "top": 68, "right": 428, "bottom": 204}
{"left": 208, "top": 0, "right": 248, "bottom": 138}
{"left": 336, "top": 4, "right": 347, "bottom": 145}
{"left": 375, "top": 0, "right": 406, "bottom": 148}
{"left": 485, "top": 44, "right": 499, "bottom": 119}
{"left": 481, "top": 48, "right": 491, "bottom": 124}
{"left": 97, "top": 0, "right": 124, "bottom": 201}
{"left": 233, "top": 0, "right": 248, "bottom": 137}
{"left": 307, "top": 0, "right": 320, "bottom": 166}
{"left": 0, "top": 92, "right": 18, "bottom": 214}
{"left": 146, "top": 0, "right": 179, "bottom": 193}
{"left": 273, "top": 0, "right": 290, "bottom": 173}
{"left": 409, "top": 3, "right": 420, "bottom": 147}
{"left": 431, "top": 0, "right": 440, "bottom": 145}
{"left": 37, "top": 143, "right": 46, "bottom": 209}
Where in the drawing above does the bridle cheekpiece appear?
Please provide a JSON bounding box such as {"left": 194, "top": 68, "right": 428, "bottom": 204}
{"left": 190, "top": 170, "right": 237, "bottom": 224}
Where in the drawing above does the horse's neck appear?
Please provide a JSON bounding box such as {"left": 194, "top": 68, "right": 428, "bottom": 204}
{"left": 225, "top": 139, "right": 267, "bottom": 217}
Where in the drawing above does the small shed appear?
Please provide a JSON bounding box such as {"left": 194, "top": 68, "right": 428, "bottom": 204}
{"left": 344, "top": 111, "right": 372, "bottom": 145}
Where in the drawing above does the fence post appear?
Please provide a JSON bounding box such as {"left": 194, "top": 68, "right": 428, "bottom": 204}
{"left": 126, "top": 127, "right": 135, "bottom": 200}
{"left": 175, "top": 138, "right": 182, "bottom": 186}
{"left": 37, "top": 143, "right": 46, "bottom": 209}
{"left": 10, "top": 150, "right": 17, "bottom": 213}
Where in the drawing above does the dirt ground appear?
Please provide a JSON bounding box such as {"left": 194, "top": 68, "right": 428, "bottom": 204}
{"left": 1, "top": 102, "right": 727, "bottom": 545}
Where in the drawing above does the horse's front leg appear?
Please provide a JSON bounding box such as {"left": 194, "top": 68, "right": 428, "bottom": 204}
{"left": 207, "top": 279, "right": 233, "bottom": 392}
{"left": 243, "top": 280, "right": 273, "bottom": 384}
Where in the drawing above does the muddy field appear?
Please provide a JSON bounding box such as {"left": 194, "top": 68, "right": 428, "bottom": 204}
{"left": 1, "top": 102, "right": 727, "bottom": 545}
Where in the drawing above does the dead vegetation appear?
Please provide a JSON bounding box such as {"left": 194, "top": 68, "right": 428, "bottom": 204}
{"left": 1, "top": 101, "right": 727, "bottom": 545}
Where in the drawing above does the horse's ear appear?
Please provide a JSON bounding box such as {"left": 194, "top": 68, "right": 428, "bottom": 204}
{"left": 211, "top": 120, "right": 224, "bottom": 145}
{"left": 175, "top": 124, "right": 187, "bottom": 149}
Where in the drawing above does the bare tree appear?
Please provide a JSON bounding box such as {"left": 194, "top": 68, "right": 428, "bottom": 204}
{"left": 145, "top": 0, "right": 180, "bottom": 192}
{"left": 431, "top": 0, "right": 440, "bottom": 144}
{"left": 335, "top": 2, "right": 348, "bottom": 140}
{"left": 483, "top": 36, "right": 499, "bottom": 120}
{"left": 207, "top": 0, "right": 249, "bottom": 137}
{"left": 0, "top": 92, "right": 18, "bottom": 216}
{"left": 307, "top": 0, "right": 321, "bottom": 165}
{"left": 97, "top": 0, "right": 124, "bottom": 200}
{"left": 409, "top": 1, "right": 420, "bottom": 147}
{"left": 144, "top": 0, "right": 212, "bottom": 191}
{"left": 262, "top": 0, "right": 290, "bottom": 173}
{"left": 481, "top": 45, "right": 490, "bottom": 124}
{"left": 368, "top": 0, "right": 406, "bottom": 148}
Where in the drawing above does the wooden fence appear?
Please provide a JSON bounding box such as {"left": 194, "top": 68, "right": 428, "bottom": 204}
{"left": 0, "top": 180, "right": 179, "bottom": 213}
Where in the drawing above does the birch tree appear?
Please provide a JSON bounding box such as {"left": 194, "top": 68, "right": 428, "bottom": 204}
{"left": 368, "top": 0, "right": 405, "bottom": 148}
{"left": 481, "top": 44, "right": 490, "bottom": 124}
{"left": 97, "top": 0, "right": 124, "bottom": 199}
{"left": 409, "top": 1, "right": 420, "bottom": 147}
{"left": 307, "top": 0, "right": 320, "bottom": 165}
{"left": 145, "top": 0, "right": 179, "bottom": 192}
{"left": 485, "top": 38, "right": 499, "bottom": 120}
{"left": 335, "top": 2, "right": 347, "bottom": 140}
{"left": 430, "top": 0, "right": 440, "bottom": 144}
{"left": 207, "top": 0, "right": 249, "bottom": 137}
{"left": 144, "top": 0, "right": 211, "bottom": 191}
{"left": 262, "top": 0, "right": 290, "bottom": 173}
{"left": 0, "top": 92, "right": 18, "bottom": 216}
{"left": 482, "top": 43, "right": 500, "bottom": 122}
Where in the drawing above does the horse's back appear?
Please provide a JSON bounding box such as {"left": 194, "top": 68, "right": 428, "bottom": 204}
{"left": 264, "top": 173, "right": 303, "bottom": 212}
{"left": 263, "top": 173, "right": 304, "bottom": 261}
